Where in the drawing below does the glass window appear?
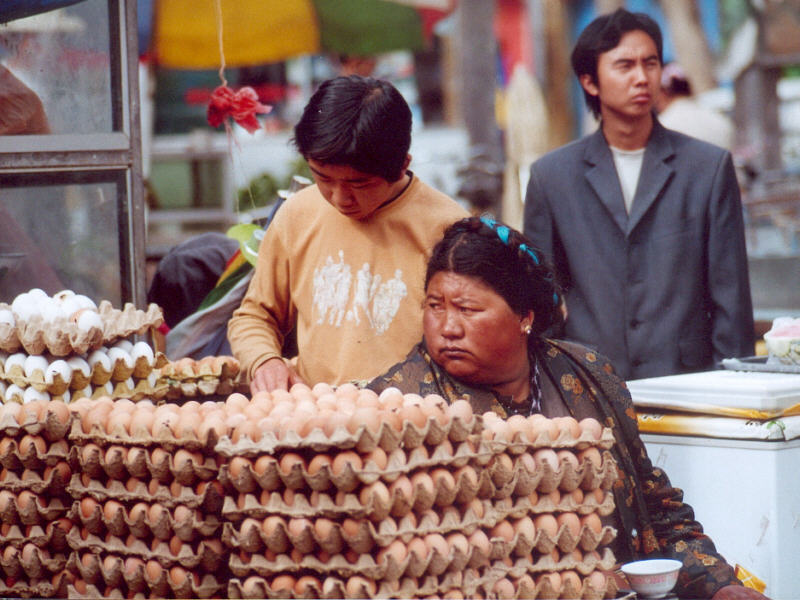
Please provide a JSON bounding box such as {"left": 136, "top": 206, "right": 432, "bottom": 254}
{"left": 0, "top": 0, "right": 117, "bottom": 136}
{"left": 0, "top": 172, "right": 127, "bottom": 305}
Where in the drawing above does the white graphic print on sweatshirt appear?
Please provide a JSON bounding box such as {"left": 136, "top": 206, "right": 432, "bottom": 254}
{"left": 313, "top": 250, "right": 407, "bottom": 335}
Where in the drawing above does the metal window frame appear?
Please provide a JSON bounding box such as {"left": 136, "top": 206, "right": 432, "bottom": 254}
{"left": 0, "top": 0, "right": 145, "bottom": 306}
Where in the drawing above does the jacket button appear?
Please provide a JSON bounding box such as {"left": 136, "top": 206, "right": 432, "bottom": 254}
{"left": 630, "top": 319, "right": 639, "bottom": 328}
{"left": 632, "top": 358, "right": 643, "bottom": 367}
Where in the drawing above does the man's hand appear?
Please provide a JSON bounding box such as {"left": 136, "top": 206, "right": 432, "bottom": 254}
{"left": 250, "top": 357, "right": 305, "bottom": 394}
{"left": 712, "top": 584, "right": 769, "bottom": 600}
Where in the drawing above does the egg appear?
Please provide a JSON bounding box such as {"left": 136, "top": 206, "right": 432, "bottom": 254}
{"left": 377, "top": 539, "right": 407, "bottom": 565}
{"left": 586, "top": 570, "right": 607, "bottom": 592}
{"left": 279, "top": 452, "right": 306, "bottom": 476}
{"left": 532, "top": 448, "right": 559, "bottom": 471}
{"left": 23, "top": 355, "right": 48, "bottom": 378}
{"left": 554, "top": 416, "right": 582, "bottom": 439}
{"left": 536, "top": 572, "right": 562, "bottom": 594}
{"left": 578, "top": 447, "right": 603, "bottom": 469}
{"left": 75, "top": 309, "right": 103, "bottom": 332}
{"left": 467, "top": 529, "right": 491, "bottom": 557}
{"left": 490, "top": 520, "right": 515, "bottom": 542}
{"left": 556, "top": 449, "right": 579, "bottom": 469}
{"left": 0, "top": 308, "right": 14, "bottom": 326}
{"left": 528, "top": 413, "right": 559, "bottom": 442}
{"left": 581, "top": 513, "right": 603, "bottom": 534}
{"left": 579, "top": 417, "right": 603, "bottom": 440}
{"left": 513, "top": 516, "right": 536, "bottom": 542}
{"left": 556, "top": 512, "right": 581, "bottom": 538}
{"left": 332, "top": 451, "right": 363, "bottom": 476}
{"left": 23, "top": 387, "right": 49, "bottom": 404}
{"left": 533, "top": 514, "right": 558, "bottom": 539}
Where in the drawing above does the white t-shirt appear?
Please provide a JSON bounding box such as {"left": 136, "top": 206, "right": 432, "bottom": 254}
{"left": 610, "top": 145, "right": 646, "bottom": 214}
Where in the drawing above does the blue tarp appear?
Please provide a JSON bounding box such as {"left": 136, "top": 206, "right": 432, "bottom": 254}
{"left": 0, "top": 0, "right": 86, "bottom": 24}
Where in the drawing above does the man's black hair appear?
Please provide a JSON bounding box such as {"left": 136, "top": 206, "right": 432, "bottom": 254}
{"left": 291, "top": 75, "right": 411, "bottom": 182}
{"left": 571, "top": 8, "right": 663, "bottom": 118}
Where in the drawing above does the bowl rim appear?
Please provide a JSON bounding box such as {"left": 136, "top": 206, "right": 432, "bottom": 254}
{"left": 620, "top": 558, "right": 682, "bottom": 577}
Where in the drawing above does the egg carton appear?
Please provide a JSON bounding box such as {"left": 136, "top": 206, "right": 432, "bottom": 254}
{"left": 497, "top": 547, "right": 617, "bottom": 577}
{"left": 493, "top": 488, "right": 616, "bottom": 521}
{"left": 67, "top": 572, "right": 223, "bottom": 600}
{"left": 0, "top": 300, "right": 163, "bottom": 356}
{"left": 227, "top": 569, "right": 483, "bottom": 600}
{"left": 227, "top": 542, "right": 485, "bottom": 583}
{"left": 479, "top": 423, "right": 616, "bottom": 454}
{"left": 479, "top": 450, "right": 619, "bottom": 500}
{"left": 157, "top": 355, "right": 242, "bottom": 399}
{"left": 68, "top": 408, "right": 223, "bottom": 454}
{"left": 221, "top": 467, "right": 487, "bottom": 527}
{"left": 478, "top": 569, "right": 618, "bottom": 600}
{"left": 0, "top": 460, "right": 71, "bottom": 497}
{"left": 216, "top": 414, "right": 480, "bottom": 461}
{"left": 487, "top": 521, "right": 617, "bottom": 559}
{"left": 0, "top": 488, "right": 68, "bottom": 526}
{"left": 219, "top": 450, "right": 485, "bottom": 501}
{"left": 65, "top": 528, "right": 225, "bottom": 573}
{"left": 0, "top": 575, "right": 71, "bottom": 600}
{"left": 0, "top": 399, "right": 72, "bottom": 441}
{"left": 67, "top": 474, "right": 225, "bottom": 515}
{"left": 69, "top": 442, "right": 217, "bottom": 487}
{"left": 0, "top": 344, "right": 167, "bottom": 394}
{"left": 0, "top": 520, "right": 72, "bottom": 552}
{"left": 71, "top": 498, "right": 222, "bottom": 543}
{"left": 0, "top": 544, "right": 67, "bottom": 581}
{"left": 0, "top": 435, "right": 69, "bottom": 472}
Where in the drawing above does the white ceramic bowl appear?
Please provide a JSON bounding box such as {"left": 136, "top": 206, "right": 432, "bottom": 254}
{"left": 620, "top": 558, "right": 682, "bottom": 598}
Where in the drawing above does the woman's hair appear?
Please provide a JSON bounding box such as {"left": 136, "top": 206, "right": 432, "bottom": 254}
{"left": 425, "top": 216, "right": 564, "bottom": 338}
{"left": 571, "top": 8, "right": 663, "bottom": 118}
{"left": 291, "top": 75, "right": 411, "bottom": 182}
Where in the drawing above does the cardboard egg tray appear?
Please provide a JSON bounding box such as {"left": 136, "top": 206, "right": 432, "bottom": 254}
{"left": 67, "top": 572, "right": 222, "bottom": 599}
{"left": 0, "top": 347, "right": 167, "bottom": 394}
{"left": 69, "top": 443, "right": 218, "bottom": 487}
{"left": 0, "top": 300, "right": 163, "bottom": 357}
{"left": 1, "top": 520, "right": 72, "bottom": 551}
{"left": 498, "top": 547, "right": 616, "bottom": 577}
{"left": 0, "top": 574, "right": 71, "bottom": 600}
{"left": 0, "top": 401, "right": 72, "bottom": 441}
{"left": 478, "top": 566, "right": 619, "bottom": 600}
{"left": 157, "top": 355, "right": 242, "bottom": 400}
{"left": 493, "top": 489, "right": 616, "bottom": 520}
{"left": 227, "top": 570, "right": 477, "bottom": 600}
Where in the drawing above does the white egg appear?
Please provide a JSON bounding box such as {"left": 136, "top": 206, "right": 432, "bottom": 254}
{"left": 58, "top": 296, "right": 83, "bottom": 318}
{"left": 146, "top": 371, "right": 157, "bottom": 386}
{"left": 11, "top": 296, "right": 38, "bottom": 321}
{"left": 0, "top": 309, "right": 15, "bottom": 326}
{"left": 113, "top": 339, "right": 134, "bottom": 353}
{"left": 39, "top": 301, "right": 66, "bottom": 324}
{"left": 0, "top": 351, "right": 8, "bottom": 373}
{"left": 5, "top": 352, "right": 26, "bottom": 372}
{"left": 23, "top": 386, "right": 50, "bottom": 403}
{"left": 108, "top": 347, "right": 134, "bottom": 368}
{"left": 101, "top": 381, "right": 113, "bottom": 394}
{"left": 4, "top": 384, "right": 24, "bottom": 402}
{"left": 0, "top": 381, "right": 5, "bottom": 395}
{"left": 131, "top": 341, "right": 155, "bottom": 363}
{"left": 75, "top": 384, "right": 93, "bottom": 399}
{"left": 123, "top": 377, "right": 135, "bottom": 390}
{"left": 45, "top": 360, "right": 72, "bottom": 384}
{"left": 59, "top": 389, "right": 71, "bottom": 403}
{"left": 53, "top": 290, "right": 75, "bottom": 301}
{"left": 73, "top": 295, "right": 97, "bottom": 311}
{"left": 23, "top": 355, "right": 49, "bottom": 378}
{"left": 76, "top": 310, "right": 103, "bottom": 332}
{"left": 27, "top": 288, "right": 49, "bottom": 301}
{"left": 88, "top": 349, "right": 111, "bottom": 371}
{"left": 66, "top": 356, "right": 91, "bottom": 378}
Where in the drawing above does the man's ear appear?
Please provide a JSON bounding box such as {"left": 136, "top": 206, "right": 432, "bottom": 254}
{"left": 579, "top": 74, "right": 599, "bottom": 97}
{"left": 402, "top": 153, "right": 412, "bottom": 171}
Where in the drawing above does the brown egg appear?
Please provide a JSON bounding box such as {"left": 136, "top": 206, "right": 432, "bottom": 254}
{"left": 377, "top": 539, "right": 407, "bottom": 565}
{"left": 465, "top": 497, "right": 485, "bottom": 519}
{"left": 468, "top": 529, "right": 490, "bottom": 555}
{"left": 294, "top": 575, "right": 321, "bottom": 596}
{"left": 581, "top": 513, "right": 603, "bottom": 534}
{"left": 19, "top": 434, "right": 46, "bottom": 457}
{"left": 430, "top": 468, "right": 455, "bottom": 493}
{"left": 43, "top": 461, "right": 71, "bottom": 484}
{"left": 173, "top": 448, "right": 202, "bottom": 472}
{"left": 400, "top": 403, "right": 428, "bottom": 429}
{"left": 332, "top": 450, "right": 363, "bottom": 476}
{"left": 407, "top": 537, "right": 429, "bottom": 559}
{"left": 586, "top": 570, "right": 607, "bottom": 591}
{"left": 355, "top": 387, "right": 379, "bottom": 406}
{"left": 536, "top": 572, "right": 562, "bottom": 593}
{"left": 556, "top": 449, "right": 579, "bottom": 469}
{"left": 262, "top": 515, "right": 286, "bottom": 538}
{"left": 378, "top": 387, "right": 404, "bottom": 410}
{"left": 506, "top": 414, "right": 530, "bottom": 440}
{"left": 169, "top": 535, "right": 183, "bottom": 556}
{"left": 0, "top": 490, "right": 16, "bottom": 514}
{"left": 532, "top": 448, "right": 558, "bottom": 471}
{"left": 579, "top": 417, "right": 603, "bottom": 440}
{"left": 225, "top": 392, "right": 250, "bottom": 413}
{"left": 527, "top": 413, "right": 559, "bottom": 442}
{"left": 493, "top": 578, "right": 515, "bottom": 599}
{"left": 278, "top": 452, "right": 306, "bottom": 475}
{"left": 79, "top": 497, "right": 99, "bottom": 519}
{"left": 254, "top": 455, "right": 278, "bottom": 477}
{"left": 345, "top": 576, "right": 376, "bottom": 598}
{"left": 129, "top": 502, "right": 148, "bottom": 523}
{"left": 229, "top": 456, "right": 253, "bottom": 479}
{"left": 129, "top": 409, "right": 155, "bottom": 436}
{"left": 425, "top": 533, "right": 449, "bottom": 557}
{"left": 533, "top": 514, "right": 558, "bottom": 539}
{"left": 490, "top": 520, "right": 515, "bottom": 542}
{"left": 271, "top": 574, "right": 297, "bottom": 593}
{"left": 578, "top": 447, "right": 603, "bottom": 469}
{"left": 513, "top": 516, "right": 536, "bottom": 542}
{"left": 360, "top": 480, "right": 390, "bottom": 514}
{"left": 152, "top": 411, "right": 180, "bottom": 437}
{"left": 347, "top": 406, "right": 381, "bottom": 435}
{"left": 287, "top": 517, "right": 311, "bottom": 538}
{"left": 197, "top": 415, "right": 226, "bottom": 445}
{"left": 556, "top": 512, "right": 581, "bottom": 538}
{"left": 449, "top": 399, "right": 474, "bottom": 425}
{"left": 103, "top": 499, "right": 123, "bottom": 521}
{"left": 47, "top": 400, "right": 71, "bottom": 426}
{"left": 168, "top": 565, "right": 188, "bottom": 586}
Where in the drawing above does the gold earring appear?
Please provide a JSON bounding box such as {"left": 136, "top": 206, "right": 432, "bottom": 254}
{"left": 523, "top": 324, "right": 532, "bottom": 335}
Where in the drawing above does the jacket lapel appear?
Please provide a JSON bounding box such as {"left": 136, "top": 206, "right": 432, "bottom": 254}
{"left": 583, "top": 129, "right": 629, "bottom": 234}
{"left": 626, "top": 120, "right": 675, "bottom": 236}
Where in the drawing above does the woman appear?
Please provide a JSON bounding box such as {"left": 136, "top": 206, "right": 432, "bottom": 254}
{"left": 368, "top": 217, "right": 765, "bottom": 600}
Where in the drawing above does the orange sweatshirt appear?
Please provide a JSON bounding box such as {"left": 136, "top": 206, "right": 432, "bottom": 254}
{"left": 228, "top": 175, "right": 468, "bottom": 386}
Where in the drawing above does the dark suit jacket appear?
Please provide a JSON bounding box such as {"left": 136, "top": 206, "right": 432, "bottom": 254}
{"left": 524, "top": 119, "right": 754, "bottom": 380}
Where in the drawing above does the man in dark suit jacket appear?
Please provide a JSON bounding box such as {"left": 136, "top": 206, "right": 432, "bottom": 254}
{"left": 524, "top": 8, "right": 754, "bottom": 381}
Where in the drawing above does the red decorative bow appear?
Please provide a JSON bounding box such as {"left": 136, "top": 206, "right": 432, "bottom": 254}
{"left": 207, "top": 85, "right": 271, "bottom": 134}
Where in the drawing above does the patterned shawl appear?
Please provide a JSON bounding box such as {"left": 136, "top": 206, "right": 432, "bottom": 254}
{"left": 367, "top": 339, "right": 740, "bottom": 598}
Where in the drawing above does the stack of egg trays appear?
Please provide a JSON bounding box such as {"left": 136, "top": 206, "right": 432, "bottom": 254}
{"left": 473, "top": 427, "right": 621, "bottom": 599}
{"left": 0, "top": 401, "right": 73, "bottom": 598}
{"left": 0, "top": 340, "right": 169, "bottom": 405}
{"left": 219, "top": 401, "right": 497, "bottom": 599}
{"left": 64, "top": 402, "right": 228, "bottom": 598}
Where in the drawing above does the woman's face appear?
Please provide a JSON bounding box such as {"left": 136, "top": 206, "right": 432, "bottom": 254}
{"left": 423, "top": 271, "right": 531, "bottom": 387}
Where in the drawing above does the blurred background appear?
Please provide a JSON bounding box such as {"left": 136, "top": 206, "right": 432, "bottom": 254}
{"left": 1, "top": 0, "right": 799, "bottom": 324}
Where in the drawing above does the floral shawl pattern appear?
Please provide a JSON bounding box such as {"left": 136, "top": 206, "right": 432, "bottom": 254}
{"left": 367, "top": 339, "right": 740, "bottom": 598}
